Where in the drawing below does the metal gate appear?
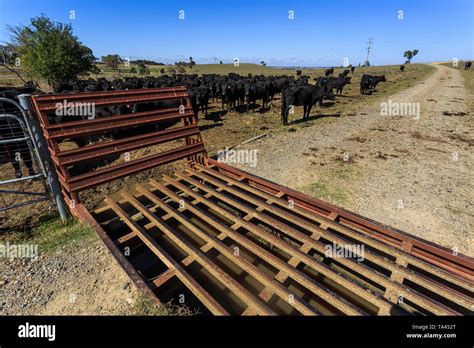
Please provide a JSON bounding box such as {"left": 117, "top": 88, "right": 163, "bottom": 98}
{"left": 0, "top": 97, "right": 49, "bottom": 223}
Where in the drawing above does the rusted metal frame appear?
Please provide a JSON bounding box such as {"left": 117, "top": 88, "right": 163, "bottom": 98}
{"left": 118, "top": 191, "right": 277, "bottom": 316}
{"left": 176, "top": 172, "right": 396, "bottom": 309}
{"left": 183, "top": 96, "right": 208, "bottom": 168}
{"left": 132, "top": 184, "right": 319, "bottom": 315}
{"left": 33, "top": 87, "right": 188, "bottom": 104}
{"left": 48, "top": 138, "right": 76, "bottom": 202}
{"left": 337, "top": 218, "right": 472, "bottom": 281}
{"left": 56, "top": 125, "right": 200, "bottom": 166}
{"left": 30, "top": 96, "right": 52, "bottom": 127}
{"left": 196, "top": 165, "right": 473, "bottom": 299}
{"left": 258, "top": 212, "right": 337, "bottom": 304}
{"left": 158, "top": 176, "right": 368, "bottom": 315}
{"left": 65, "top": 143, "right": 206, "bottom": 192}
{"left": 73, "top": 203, "right": 164, "bottom": 306}
{"left": 207, "top": 159, "right": 467, "bottom": 263}
{"left": 148, "top": 178, "right": 362, "bottom": 315}
{"left": 183, "top": 169, "right": 466, "bottom": 314}
{"left": 104, "top": 197, "right": 229, "bottom": 315}
{"left": 34, "top": 90, "right": 190, "bottom": 112}
{"left": 151, "top": 269, "right": 177, "bottom": 290}
{"left": 43, "top": 108, "right": 194, "bottom": 141}
{"left": 42, "top": 105, "right": 191, "bottom": 132}
{"left": 207, "top": 159, "right": 473, "bottom": 280}
{"left": 184, "top": 173, "right": 448, "bottom": 315}
{"left": 173, "top": 172, "right": 459, "bottom": 315}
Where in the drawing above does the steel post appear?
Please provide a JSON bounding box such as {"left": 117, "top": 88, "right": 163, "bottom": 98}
{"left": 18, "top": 94, "right": 69, "bottom": 220}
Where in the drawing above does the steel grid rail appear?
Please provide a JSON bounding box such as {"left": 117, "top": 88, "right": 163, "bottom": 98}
{"left": 30, "top": 87, "right": 207, "bottom": 205}
{"left": 92, "top": 163, "right": 473, "bottom": 316}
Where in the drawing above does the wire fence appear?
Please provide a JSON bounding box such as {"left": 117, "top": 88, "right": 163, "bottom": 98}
{"left": 0, "top": 97, "right": 50, "bottom": 228}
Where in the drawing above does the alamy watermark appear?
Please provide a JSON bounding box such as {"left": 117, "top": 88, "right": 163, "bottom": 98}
{"left": 380, "top": 99, "right": 420, "bottom": 119}
{"left": 0, "top": 242, "right": 38, "bottom": 260}
{"left": 216, "top": 147, "right": 258, "bottom": 168}
{"left": 324, "top": 243, "right": 365, "bottom": 262}
{"left": 55, "top": 99, "right": 96, "bottom": 120}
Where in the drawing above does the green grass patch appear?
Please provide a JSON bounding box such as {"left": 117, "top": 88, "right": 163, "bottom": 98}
{"left": 4, "top": 217, "right": 97, "bottom": 254}
{"left": 308, "top": 181, "right": 347, "bottom": 205}
{"left": 305, "top": 164, "right": 360, "bottom": 205}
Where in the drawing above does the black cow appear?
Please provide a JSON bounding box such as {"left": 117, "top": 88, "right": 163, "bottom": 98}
{"left": 234, "top": 81, "right": 246, "bottom": 107}
{"left": 400, "top": 65, "right": 405, "bottom": 71}
{"left": 342, "top": 69, "right": 350, "bottom": 77}
{"left": 328, "top": 76, "right": 351, "bottom": 95}
{"left": 221, "top": 82, "right": 236, "bottom": 111}
{"left": 281, "top": 85, "right": 335, "bottom": 125}
{"left": 324, "top": 68, "right": 334, "bottom": 77}
{"left": 296, "top": 69, "right": 302, "bottom": 76}
{"left": 273, "top": 77, "right": 291, "bottom": 95}
{"left": 245, "top": 82, "right": 269, "bottom": 112}
{"left": 465, "top": 62, "right": 472, "bottom": 70}
{"left": 189, "top": 86, "right": 210, "bottom": 118}
{"left": 350, "top": 66, "right": 355, "bottom": 74}
{"left": 360, "top": 74, "right": 386, "bottom": 94}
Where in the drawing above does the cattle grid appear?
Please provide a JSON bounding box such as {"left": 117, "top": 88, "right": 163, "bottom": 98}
{"left": 27, "top": 88, "right": 474, "bottom": 315}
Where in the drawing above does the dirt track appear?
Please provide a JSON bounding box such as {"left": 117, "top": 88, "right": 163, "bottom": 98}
{"left": 233, "top": 63, "right": 473, "bottom": 256}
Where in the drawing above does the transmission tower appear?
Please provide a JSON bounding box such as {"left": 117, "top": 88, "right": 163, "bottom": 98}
{"left": 364, "top": 38, "right": 373, "bottom": 66}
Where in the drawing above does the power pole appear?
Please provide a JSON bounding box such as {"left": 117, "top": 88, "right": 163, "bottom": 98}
{"left": 364, "top": 38, "right": 373, "bottom": 66}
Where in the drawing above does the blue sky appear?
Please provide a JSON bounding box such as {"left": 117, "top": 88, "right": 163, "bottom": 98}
{"left": 0, "top": 0, "right": 472, "bottom": 66}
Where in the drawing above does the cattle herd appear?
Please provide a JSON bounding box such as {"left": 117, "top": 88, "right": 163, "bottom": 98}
{"left": 0, "top": 66, "right": 393, "bottom": 178}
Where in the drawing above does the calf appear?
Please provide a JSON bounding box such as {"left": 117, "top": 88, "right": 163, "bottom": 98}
{"left": 281, "top": 85, "right": 335, "bottom": 125}
{"left": 465, "top": 62, "right": 472, "bottom": 70}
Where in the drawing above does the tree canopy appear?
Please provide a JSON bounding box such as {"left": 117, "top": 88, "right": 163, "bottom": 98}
{"left": 101, "top": 54, "right": 123, "bottom": 68}
{"left": 7, "top": 15, "right": 98, "bottom": 87}
{"left": 403, "top": 49, "right": 419, "bottom": 63}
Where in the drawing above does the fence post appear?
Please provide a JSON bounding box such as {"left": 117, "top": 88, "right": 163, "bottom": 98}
{"left": 17, "top": 94, "right": 69, "bottom": 220}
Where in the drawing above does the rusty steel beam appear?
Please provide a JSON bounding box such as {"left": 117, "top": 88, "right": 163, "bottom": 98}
{"left": 56, "top": 125, "right": 200, "bottom": 166}
{"left": 33, "top": 87, "right": 189, "bottom": 112}
{"left": 194, "top": 164, "right": 473, "bottom": 297}
{"left": 104, "top": 197, "right": 229, "bottom": 316}
{"left": 66, "top": 142, "right": 206, "bottom": 192}
{"left": 181, "top": 167, "right": 470, "bottom": 314}
{"left": 170, "top": 173, "right": 460, "bottom": 315}
{"left": 44, "top": 108, "right": 194, "bottom": 141}
{"left": 207, "top": 158, "right": 474, "bottom": 281}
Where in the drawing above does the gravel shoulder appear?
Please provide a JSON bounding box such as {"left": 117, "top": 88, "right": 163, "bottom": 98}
{"left": 232, "top": 63, "right": 473, "bottom": 256}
